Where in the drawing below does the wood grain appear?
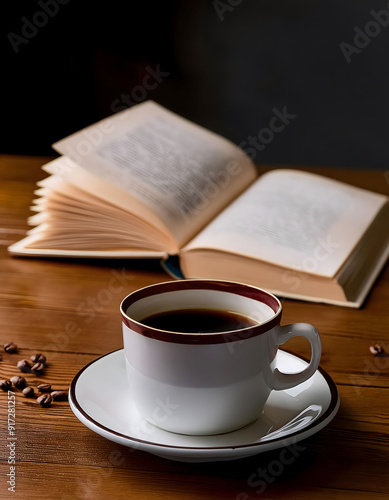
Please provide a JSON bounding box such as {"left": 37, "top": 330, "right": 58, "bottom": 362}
{"left": 0, "top": 155, "right": 388, "bottom": 499}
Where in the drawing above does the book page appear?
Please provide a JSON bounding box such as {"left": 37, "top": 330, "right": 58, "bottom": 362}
{"left": 53, "top": 101, "right": 257, "bottom": 247}
{"left": 40, "top": 156, "right": 178, "bottom": 248}
{"left": 28, "top": 179, "right": 175, "bottom": 252}
{"left": 183, "top": 170, "right": 388, "bottom": 277}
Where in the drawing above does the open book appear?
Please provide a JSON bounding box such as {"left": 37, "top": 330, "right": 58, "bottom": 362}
{"left": 9, "top": 101, "right": 389, "bottom": 307}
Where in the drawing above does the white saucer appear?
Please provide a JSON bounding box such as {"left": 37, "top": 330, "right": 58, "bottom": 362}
{"left": 69, "top": 349, "right": 339, "bottom": 462}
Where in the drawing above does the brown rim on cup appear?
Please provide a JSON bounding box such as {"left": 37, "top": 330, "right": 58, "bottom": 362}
{"left": 120, "top": 279, "right": 282, "bottom": 345}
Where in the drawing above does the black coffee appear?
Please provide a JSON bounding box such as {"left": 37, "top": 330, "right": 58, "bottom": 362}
{"left": 140, "top": 308, "right": 257, "bottom": 333}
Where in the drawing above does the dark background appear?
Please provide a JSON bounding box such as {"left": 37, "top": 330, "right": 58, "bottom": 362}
{"left": 2, "top": 0, "right": 389, "bottom": 169}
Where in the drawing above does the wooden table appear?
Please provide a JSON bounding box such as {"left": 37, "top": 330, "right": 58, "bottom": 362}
{"left": 0, "top": 155, "right": 388, "bottom": 500}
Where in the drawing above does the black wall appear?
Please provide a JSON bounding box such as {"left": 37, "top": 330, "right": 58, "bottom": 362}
{"left": 2, "top": 1, "right": 389, "bottom": 169}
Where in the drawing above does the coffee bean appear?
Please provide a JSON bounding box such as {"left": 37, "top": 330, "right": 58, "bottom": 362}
{"left": 30, "top": 353, "right": 47, "bottom": 365}
{"left": 51, "top": 390, "right": 68, "bottom": 401}
{"left": 17, "top": 359, "right": 32, "bottom": 373}
{"left": 31, "top": 362, "right": 45, "bottom": 374}
{"left": 37, "top": 394, "right": 52, "bottom": 407}
{"left": 369, "top": 344, "right": 385, "bottom": 356}
{"left": 37, "top": 383, "right": 52, "bottom": 392}
{"left": 4, "top": 342, "right": 18, "bottom": 353}
{"left": 0, "top": 379, "right": 12, "bottom": 391}
{"left": 10, "top": 375, "right": 27, "bottom": 389}
{"left": 23, "top": 386, "right": 35, "bottom": 398}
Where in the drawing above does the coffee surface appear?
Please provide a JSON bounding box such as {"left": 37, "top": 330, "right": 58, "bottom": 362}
{"left": 140, "top": 308, "right": 257, "bottom": 333}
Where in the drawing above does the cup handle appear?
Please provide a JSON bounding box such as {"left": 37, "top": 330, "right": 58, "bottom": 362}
{"left": 272, "top": 323, "right": 322, "bottom": 390}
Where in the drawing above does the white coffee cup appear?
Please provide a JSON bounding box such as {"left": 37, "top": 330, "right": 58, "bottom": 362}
{"left": 121, "top": 280, "right": 321, "bottom": 435}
